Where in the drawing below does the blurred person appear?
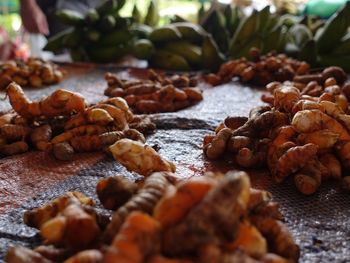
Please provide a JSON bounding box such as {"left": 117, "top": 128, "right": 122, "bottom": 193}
{"left": 20, "top": 0, "right": 99, "bottom": 37}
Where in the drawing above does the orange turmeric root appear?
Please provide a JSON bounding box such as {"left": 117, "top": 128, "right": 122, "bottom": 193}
{"left": 162, "top": 172, "right": 250, "bottom": 256}
{"left": 225, "top": 220, "right": 267, "bottom": 257}
{"left": 154, "top": 176, "right": 217, "bottom": 228}
{"left": 251, "top": 216, "right": 299, "bottom": 262}
{"left": 204, "top": 128, "right": 232, "bottom": 159}
{"left": 64, "top": 250, "right": 103, "bottom": 263}
{"left": 23, "top": 191, "right": 95, "bottom": 229}
{"left": 104, "top": 211, "right": 161, "bottom": 263}
{"left": 103, "top": 172, "right": 169, "bottom": 243}
{"left": 273, "top": 143, "right": 318, "bottom": 183}
{"left": 40, "top": 203, "right": 100, "bottom": 249}
{"left": 7, "top": 82, "right": 86, "bottom": 119}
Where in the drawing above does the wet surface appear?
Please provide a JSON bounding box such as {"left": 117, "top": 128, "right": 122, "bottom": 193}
{"left": 0, "top": 66, "right": 349, "bottom": 261}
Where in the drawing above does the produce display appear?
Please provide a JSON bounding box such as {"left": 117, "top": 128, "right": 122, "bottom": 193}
{"left": 199, "top": 2, "right": 350, "bottom": 71}
{"left": 0, "top": 83, "right": 155, "bottom": 160}
{"left": 43, "top": 0, "right": 158, "bottom": 62}
{"left": 206, "top": 50, "right": 310, "bottom": 86}
{"left": 0, "top": 58, "right": 63, "bottom": 89}
{"left": 2, "top": 1, "right": 350, "bottom": 260}
{"left": 104, "top": 70, "right": 203, "bottom": 113}
{"left": 6, "top": 170, "right": 299, "bottom": 263}
{"left": 203, "top": 66, "right": 350, "bottom": 194}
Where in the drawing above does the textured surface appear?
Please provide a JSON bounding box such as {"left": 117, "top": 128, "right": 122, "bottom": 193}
{"left": 0, "top": 66, "right": 349, "bottom": 262}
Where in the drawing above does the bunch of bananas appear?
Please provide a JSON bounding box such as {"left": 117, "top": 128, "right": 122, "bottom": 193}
{"left": 200, "top": 3, "right": 244, "bottom": 54}
{"left": 315, "top": 1, "right": 350, "bottom": 71}
{"left": 44, "top": 0, "right": 159, "bottom": 63}
{"left": 284, "top": 2, "right": 350, "bottom": 71}
{"left": 229, "top": 6, "right": 291, "bottom": 59}
{"left": 142, "top": 22, "right": 225, "bottom": 72}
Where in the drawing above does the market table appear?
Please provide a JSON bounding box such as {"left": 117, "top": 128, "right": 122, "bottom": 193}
{"left": 0, "top": 65, "right": 349, "bottom": 262}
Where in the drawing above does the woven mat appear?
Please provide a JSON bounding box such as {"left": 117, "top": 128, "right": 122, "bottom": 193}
{"left": 0, "top": 66, "right": 349, "bottom": 262}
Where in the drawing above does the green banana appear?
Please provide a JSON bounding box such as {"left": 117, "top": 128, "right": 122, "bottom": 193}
{"left": 299, "top": 40, "right": 317, "bottom": 66}
{"left": 70, "top": 48, "right": 88, "bottom": 62}
{"left": 224, "top": 4, "right": 233, "bottom": 31}
{"left": 85, "top": 29, "right": 101, "bottom": 42}
{"left": 258, "top": 5, "right": 271, "bottom": 32}
{"left": 288, "top": 24, "right": 313, "bottom": 48}
{"left": 278, "top": 14, "right": 296, "bottom": 29}
{"left": 262, "top": 25, "right": 283, "bottom": 54}
{"left": 99, "top": 30, "right": 134, "bottom": 46}
{"left": 114, "top": 16, "right": 131, "bottom": 29}
{"left": 172, "top": 22, "right": 206, "bottom": 43}
{"left": 85, "top": 8, "right": 99, "bottom": 25}
{"left": 202, "top": 35, "right": 226, "bottom": 72}
{"left": 225, "top": 6, "right": 241, "bottom": 36}
{"left": 235, "top": 36, "right": 264, "bottom": 59}
{"left": 150, "top": 50, "right": 191, "bottom": 71}
{"left": 284, "top": 43, "right": 300, "bottom": 57}
{"left": 316, "top": 1, "right": 350, "bottom": 54}
{"left": 144, "top": 0, "right": 159, "bottom": 27}
{"left": 43, "top": 28, "right": 73, "bottom": 53}
{"left": 132, "top": 39, "right": 155, "bottom": 60}
{"left": 332, "top": 33, "right": 350, "bottom": 55}
{"left": 99, "top": 15, "right": 116, "bottom": 32}
{"left": 163, "top": 41, "right": 202, "bottom": 66}
{"left": 55, "top": 9, "right": 84, "bottom": 26}
{"left": 131, "top": 24, "right": 152, "bottom": 38}
{"left": 86, "top": 45, "right": 129, "bottom": 63}
{"left": 212, "top": 10, "right": 230, "bottom": 53}
{"left": 276, "top": 25, "right": 288, "bottom": 52}
{"left": 96, "top": 0, "right": 117, "bottom": 16}
{"left": 197, "top": 3, "right": 205, "bottom": 23}
{"left": 264, "top": 14, "right": 280, "bottom": 33}
{"left": 116, "top": 0, "right": 126, "bottom": 11}
{"left": 170, "top": 15, "right": 188, "bottom": 23}
{"left": 63, "top": 28, "right": 83, "bottom": 47}
{"left": 132, "top": 4, "right": 142, "bottom": 24}
{"left": 318, "top": 55, "right": 350, "bottom": 72}
{"left": 149, "top": 26, "right": 182, "bottom": 43}
{"left": 229, "top": 9, "right": 260, "bottom": 56}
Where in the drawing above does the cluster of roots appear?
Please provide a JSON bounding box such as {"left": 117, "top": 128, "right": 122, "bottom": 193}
{"left": 104, "top": 70, "right": 203, "bottom": 113}
{"left": 0, "top": 58, "right": 63, "bottom": 89}
{"left": 204, "top": 66, "right": 350, "bottom": 194}
{"left": 7, "top": 171, "right": 299, "bottom": 263}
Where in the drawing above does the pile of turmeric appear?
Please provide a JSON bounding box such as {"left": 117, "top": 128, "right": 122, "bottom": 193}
{"left": 104, "top": 70, "right": 203, "bottom": 113}
{"left": 0, "top": 58, "right": 63, "bottom": 89}
{"left": 6, "top": 170, "right": 299, "bottom": 263}
{"left": 0, "top": 83, "right": 155, "bottom": 160}
{"left": 206, "top": 49, "right": 310, "bottom": 86}
{"left": 204, "top": 66, "right": 350, "bottom": 194}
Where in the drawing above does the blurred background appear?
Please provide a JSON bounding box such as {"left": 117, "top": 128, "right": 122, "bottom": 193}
{"left": 0, "top": 0, "right": 346, "bottom": 60}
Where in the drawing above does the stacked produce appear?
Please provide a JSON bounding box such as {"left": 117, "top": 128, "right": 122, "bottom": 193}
{"left": 0, "top": 58, "right": 63, "bottom": 89}
{"left": 144, "top": 22, "right": 225, "bottom": 72}
{"left": 0, "top": 82, "right": 155, "bottom": 160}
{"left": 206, "top": 49, "right": 310, "bottom": 86}
{"left": 44, "top": 0, "right": 157, "bottom": 63}
{"left": 104, "top": 70, "right": 203, "bottom": 113}
{"left": 199, "top": 2, "right": 350, "bottom": 72}
{"left": 6, "top": 169, "right": 299, "bottom": 263}
{"left": 204, "top": 66, "right": 350, "bottom": 194}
